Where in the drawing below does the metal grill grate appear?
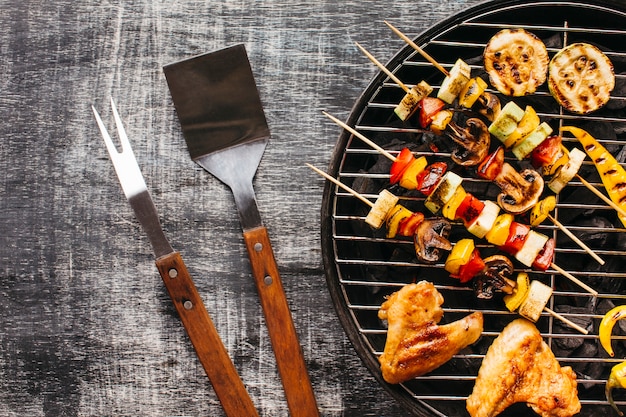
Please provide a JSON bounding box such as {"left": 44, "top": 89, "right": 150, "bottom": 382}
{"left": 321, "top": 1, "right": 626, "bottom": 416}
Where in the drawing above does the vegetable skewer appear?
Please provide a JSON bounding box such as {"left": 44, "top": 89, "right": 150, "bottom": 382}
{"left": 385, "top": 20, "right": 621, "bottom": 222}
{"left": 322, "top": 112, "right": 598, "bottom": 296}
{"left": 307, "top": 163, "right": 589, "bottom": 334}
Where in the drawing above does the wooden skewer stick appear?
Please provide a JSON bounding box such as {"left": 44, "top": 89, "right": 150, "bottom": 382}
{"left": 307, "top": 162, "right": 590, "bottom": 334}
{"left": 384, "top": 20, "right": 449, "bottom": 77}
{"left": 576, "top": 174, "right": 626, "bottom": 219}
{"left": 547, "top": 214, "right": 604, "bottom": 265}
{"left": 544, "top": 307, "right": 588, "bottom": 335}
{"left": 305, "top": 163, "right": 374, "bottom": 207}
{"left": 321, "top": 111, "right": 397, "bottom": 162}
{"left": 354, "top": 42, "right": 410, "bottom": 94}
{"left": 550, "top": 263, "right": 597, "bottom": 296}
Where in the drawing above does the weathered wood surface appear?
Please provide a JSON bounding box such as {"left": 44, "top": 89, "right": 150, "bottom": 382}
{"left": 0, "top": 0, "right": 484, "bottom": 415}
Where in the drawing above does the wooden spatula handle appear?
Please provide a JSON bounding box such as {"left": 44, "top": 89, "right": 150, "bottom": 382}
{"left": 243, "top": 226, "right": 320, "bottom": 417}
{"left": 155, "top": 251, "right": 259, "bottom": 417}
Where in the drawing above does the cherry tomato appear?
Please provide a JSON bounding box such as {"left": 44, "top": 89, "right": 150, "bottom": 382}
{"left": 500, "top": 222, "right": 531, "bottom": 255}
{"left": 530, "top": 135, "right": 562, "bottom": 169}
{"left": 415, "top": 162, "right": 447, "bottom": 196}
{"left": 456, "top": 249, "right": 486, "bottom": 283}
{"left": 477, "top": 146, "right": 504, "bottom": 180}
{"left": 455, "top": 194, "right": 485, "bottom": 226}
{"left": 532, "top": 238, "right": 555, "bottom": 271}
{"left": 419, "top": 97, "right": 446, "bottom": 128}
{"left": 389, "top": 147, "right": 414, "bottom": 184}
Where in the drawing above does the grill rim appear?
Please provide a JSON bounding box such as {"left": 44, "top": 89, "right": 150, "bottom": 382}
{"left": 321, "top": 0, "right": 626, "bottom": 415}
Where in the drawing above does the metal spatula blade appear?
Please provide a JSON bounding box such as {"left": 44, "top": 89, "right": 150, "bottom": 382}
{"left": 164, "top": 44, "right": 319, "bottom": 417}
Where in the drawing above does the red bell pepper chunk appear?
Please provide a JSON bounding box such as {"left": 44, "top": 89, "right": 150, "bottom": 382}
{"left": 415, "top": 162, "right": 447, "bottom": 196}
{"left": 397, "top": 212, "right": 425, "bottom": 237}
{"left": 530, "top": 135, "right": 562, "bottom": 169}
{"left": 456, "top": 249, "right": 485, "bottom": 283}
{"left": 389, "top": 147, "right": 414, "bottom": 184}
{"left": 455, "top": 194, "right": 485, "bottom": 227}
{"left": 419, "top": 97, "right": 446, "bottom": 128}
{"left": 532, "top": 237, "right": 555, "bottom": 271}
{"left": 477, "top": 146, "right": 504, "bottom": 180}
{"left": 500, "top": 222, "right": 531, "bottom": 255}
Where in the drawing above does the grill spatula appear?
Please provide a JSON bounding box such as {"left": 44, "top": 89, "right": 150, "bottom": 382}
{"left": 163, "top": 44, "right": 319, "bottom": 417}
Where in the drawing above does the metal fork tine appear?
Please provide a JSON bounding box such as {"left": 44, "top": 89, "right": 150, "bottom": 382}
{"left": 91, "top": 104, "right": 119, "bottom": 160}
{"left": 110, "top": 97, "right": 132, "bottom": 155}
{"left": 92, "top": 99, "right": 147, "bottom": 199}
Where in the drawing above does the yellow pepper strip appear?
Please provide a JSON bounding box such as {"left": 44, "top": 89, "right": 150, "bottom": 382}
{"left": 562, "top": 126, "right": 626, "bottom": 228}
{"left": 606, "top": 360, "right": 626, "bottom": 416}
{"left": 529, "top": 196, "right": 557, "bottom": 227}
{"left": 444, "top": 238, "right": 475, "bottom": 275}
{"left": 600, "top": 305, "right": 626, "bottom": 357}
{"left": 484, "top": 213, "right": 514, "bottom": 247}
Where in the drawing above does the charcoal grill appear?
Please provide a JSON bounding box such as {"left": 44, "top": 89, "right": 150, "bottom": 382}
{"left": 320, "top": 1, "right": 626, "bottom": 416}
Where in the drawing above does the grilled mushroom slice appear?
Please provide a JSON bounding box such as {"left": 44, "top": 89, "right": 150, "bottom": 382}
{"left": 494, "top": 163, "right": 544, "bottom": 215}
{"left": 414, "top": 218, "right": 452, "bottom": 263}
{"left": 446, "top": 118, "right": 491, "bottom": 166}
{"left": 473, "top": 255, "right": 516, "bottom": 299}
{"left": 484, "top": 28, "right": 549, "bottom": 96}
{"left": 548, "top": 42, "right": 615, "bottom": 114}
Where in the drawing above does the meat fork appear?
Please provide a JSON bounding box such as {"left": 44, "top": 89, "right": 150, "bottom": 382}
{"left": 92, "top": 98, "right": 259, "bottom": 417}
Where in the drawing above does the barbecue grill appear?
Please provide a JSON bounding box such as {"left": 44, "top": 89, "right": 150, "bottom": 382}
{"left": 320, "top": 1, "right": 626, "bottom": 416}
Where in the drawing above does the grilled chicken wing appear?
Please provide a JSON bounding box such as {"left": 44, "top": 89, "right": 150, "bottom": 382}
{"left": 467, "top": 318, "right": 580, "bottom": 417}
{"left": 378, "top": 281, "right": 483, "bottom": 384}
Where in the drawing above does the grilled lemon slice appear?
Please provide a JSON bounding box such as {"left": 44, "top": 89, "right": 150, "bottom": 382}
{"left": 548, "top": 42, "right": 614, "bottom": 114}
{"left": 483, "top": 28, "right": 549, "bottom": 96}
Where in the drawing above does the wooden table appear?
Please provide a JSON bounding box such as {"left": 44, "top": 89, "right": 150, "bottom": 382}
{"left": 0, "top": 1, "right": 485, "bottom": 415}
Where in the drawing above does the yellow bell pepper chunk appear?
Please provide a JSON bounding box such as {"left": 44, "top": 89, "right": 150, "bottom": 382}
{"left": 600, "top": 305, "right": 626, "bottom": 357}
{"left": 398, "top": 156, "right": 428, "bottom": 190}
{"left": 484, "top": 213, "right": 514, "bottom": 247}
{"left": 385, "top": 205, "right": 412, "bottom": 239}
{"left": 444, "top": 239, "right": 475, "bottom": 275}
{"left": 441, "top": 186, "right": 467, "bottom": 221}
{"left": 503, "top": 272, "right": 530, "bottom": 312}
{"left": 529, "top": 196, "right": 557, "bottom": 227}
{"left": 430, "top": 109, "right": 454, "bottom": 136}
{"left": 458, "top": 77, "right": 487, "bottom": 109}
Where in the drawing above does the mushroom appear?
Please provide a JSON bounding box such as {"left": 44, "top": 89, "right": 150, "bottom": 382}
{"left": 472, "top": 255, "right": 516, "bottom": 299}
{"left": 414, "top": 217, "right": 453, "bottom": 263}
{"left": 446, "top": 118, "right": 491, "bottom": 166}
{"left": 474, "top": 91, "right": 501, "bottom": 122}
{"left": 494, "top": 163, "right": 544, "bottom": 214}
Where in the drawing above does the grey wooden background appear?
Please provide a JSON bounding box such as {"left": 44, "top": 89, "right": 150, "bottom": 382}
{"left": 0, "top": 0, "right": 485, "bottom": 415}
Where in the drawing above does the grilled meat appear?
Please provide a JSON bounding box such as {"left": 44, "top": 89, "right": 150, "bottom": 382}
{"left": 467, "top": 318, "right": 580, "bottom": 417}
{"left": 378, "top": 281, "right": 483, "bottom": 384}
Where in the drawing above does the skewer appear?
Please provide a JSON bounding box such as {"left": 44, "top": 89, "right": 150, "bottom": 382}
{"left": 354, "top": 42, "right": 411, "bottom": 94}
{"left": 383, "top": 20, "right": 450, "bottom": 77}
{"left": 307, "top": 162, "right": 590, "bottom": 333}
{"left": 322, "top": 111, "right": 599, "bottom": 295}
{"left": 385, "top": 21, "right": 624, "bottom": 232}
{"left": 355, "top": 39, "right": 606, "bottom": 265}
{"left": 324, "top": 109, "right": 605, "bottom": 269}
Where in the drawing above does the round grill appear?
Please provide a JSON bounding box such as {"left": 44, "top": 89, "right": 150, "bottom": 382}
{"left": 321, "top": 1, "right": 626, "bottom": 416}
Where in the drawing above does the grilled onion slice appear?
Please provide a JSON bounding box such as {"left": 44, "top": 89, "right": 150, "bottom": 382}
{"left": 548, "top": 42, "right": 615, "bottom": 114}
{"left": 483, "top": 28, "right": 549, "bottom": 96}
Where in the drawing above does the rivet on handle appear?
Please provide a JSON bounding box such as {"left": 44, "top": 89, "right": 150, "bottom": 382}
{"left": 183, "top": 300, "right": 193, "bottom": 310}
{"left": 264, "top": 275, "right": 273, "bottom": 286}
{"left": 254, "top": 242, "right": 263, "bottom": 252}
{"left": 168, "top": 268, "right": 178, "bottom": 278}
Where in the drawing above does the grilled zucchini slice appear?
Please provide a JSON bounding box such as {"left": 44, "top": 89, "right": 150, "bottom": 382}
{"left": 548, "top": 42, "right": 615, "bottom": 114}
{"left": 483, "top": 28, "right": 549, "bottom": 96}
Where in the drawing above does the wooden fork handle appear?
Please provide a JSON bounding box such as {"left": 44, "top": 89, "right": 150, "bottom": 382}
{"left": 243, "top": 226, "right": 320, "bottom": 417}
{"left": 155, "top": 251, "right": 259, "bottom": 417}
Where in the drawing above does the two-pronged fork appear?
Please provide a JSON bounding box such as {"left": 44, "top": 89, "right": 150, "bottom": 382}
{"left": 92, "top": 98, "right": 259, "bottom": 417}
